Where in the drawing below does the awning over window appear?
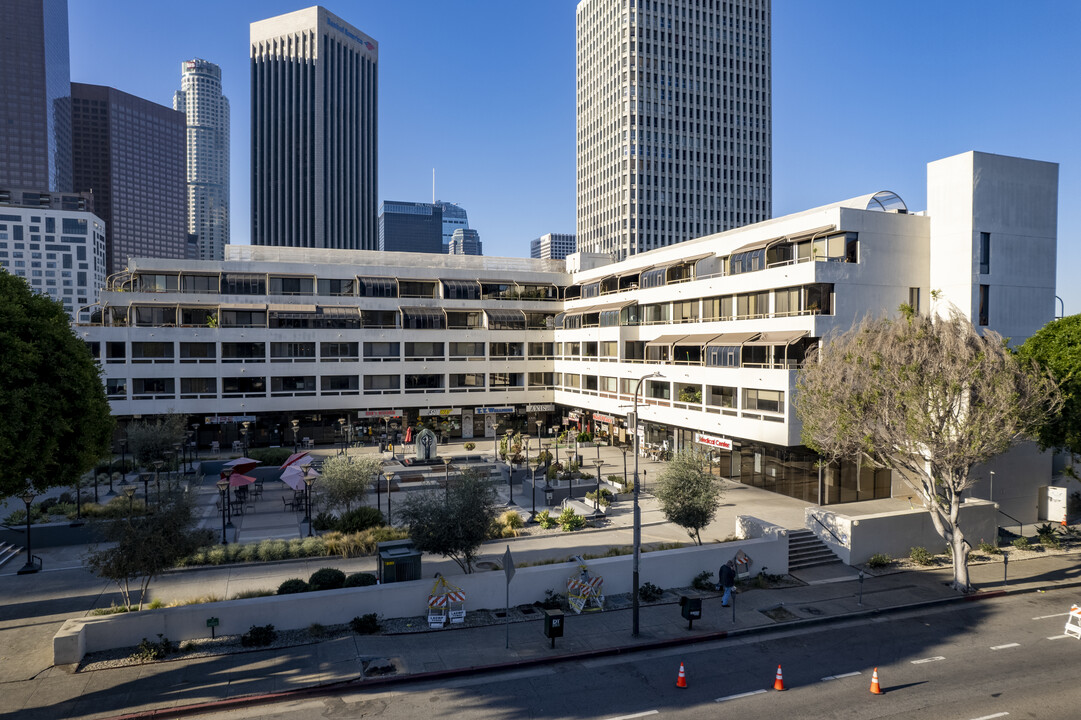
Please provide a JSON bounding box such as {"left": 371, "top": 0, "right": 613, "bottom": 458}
{"left": 219, "top": 302, "right": 267, "bottom": 310}
{"left": 566, "top": 299, "right": 636, "bottom": 316}
{"left": 645, "top": 334, "right": 687, "bottom": 346}
{"left": 357, "top": 276, "right": 397, "bottom": 294}
{"left": 485, "top": 309, "right": 526, "bottom": 323}
{"left": 742, "top": 330, "right": 808, "bottom": 346}
{"left": 729, "top": 225, "right": 837, "bottom": 255}
{"left": 319, "top": 306, "right": 359, "bottom": 318}
{"left": 706, "top": 332, "right": 761, "bottom": 346}
{"left": 441, "top": 279, "right": 480, "bottom": 293}
{"left": 401, "top": 308, "right": 445, "bottom": 323}
{"left": 668, "top": 251, "right": 716, "bottom": 267}
{"left": 268, "top": 303, "right": 316, "bottom": 313}
{"left": 674, "top": 333, "right": 722, "bottom": 346}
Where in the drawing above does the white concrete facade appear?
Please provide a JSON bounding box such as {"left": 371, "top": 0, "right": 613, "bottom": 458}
{"left": 78, "top": 152, "right": 1057, "bottom": 512}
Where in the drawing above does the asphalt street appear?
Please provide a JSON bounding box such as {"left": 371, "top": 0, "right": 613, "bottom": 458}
{"left": 188, "top": 589, "right": 1081, "bottom": 720}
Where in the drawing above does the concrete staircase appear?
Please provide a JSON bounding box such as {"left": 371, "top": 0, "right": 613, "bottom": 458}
{"left": 0, "top": 542, "right": 22, "bottom": 570}
{"left": 788, "top": 529, "right": 842, "bottom": 571}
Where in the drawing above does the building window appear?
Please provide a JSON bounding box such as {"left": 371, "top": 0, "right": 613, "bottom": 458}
{"left": 979, "top": 284, "right": 989, "bottom": 326}
{"left": 979, "top": 232, "right": 990, "bottom": 274}
{"left": 908, "top": 287, "right": 920, "bottom": 314}
{"left": 743, "top": 388, "right": 785, "bottom": 414}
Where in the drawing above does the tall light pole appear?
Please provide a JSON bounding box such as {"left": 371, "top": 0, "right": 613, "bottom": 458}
{"left": 303, "top": 465, "right": 316, "bottom": 538}
{"left": 535, "top": 419, "right": 544, "bottom": 440}
{"left": 989, "top": 470, "right": 995, "bottom": 502}
{"left": 632, "top": 371, "right": 663, "bottom": 637}
{"left": 191, "top": 423, "right": 200, "bottom": 464}
{"left": 18, "top": 486, "right": 40, "bottom": 574}
{"left": 618, "top": 443, "right": 629, "bottom": 492}
{"left": 216, "top": 478, "right": 229, "bottom": 545}
{"left": 384, "top": 471, "right": 395, "bottom": 525}
{"left": 442, "top": 456, "right": 452, "bottom": 502}
{"left": 291, "top": 419, "right": 300, "bottom": 453}
{"left": 591, "top": 458, "right": 604, "bottom": 511}
{"left": 529, "top": 454, "right": 541, "bottom": 522}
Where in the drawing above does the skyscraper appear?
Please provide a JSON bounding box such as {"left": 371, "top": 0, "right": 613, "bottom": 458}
{"left": 531, "top": 232, "right": 576, "bottom": 260}
{"left": 378, "top": 201, "right": 443, "bottom": 254}
{"left": 0, "top": 0, "right": 72, "bottom": 192}
{"left": 433, "top": 200, "right": 468, "bottom": 253}
{"left": 71, "top": 83, "right": 187, "bottom": 274}
{"left": 448, "top": 228, "right": 482, "bottom": 256}
{"left": 173, "top": 58, "right": 230, "bottom": 261}
{"left": 575, "top": 0, "right": 772, "bottom": 259}
{"left": 250, "top": 6, "right": 378, "bottom": 250}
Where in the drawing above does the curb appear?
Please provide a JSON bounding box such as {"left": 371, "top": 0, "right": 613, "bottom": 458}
{"left": 100, "top": 575, "right": 1081, "bottom": 720}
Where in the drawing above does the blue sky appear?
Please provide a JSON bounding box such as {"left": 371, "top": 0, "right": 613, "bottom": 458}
{"left": 68, "top": 0, "right": 1081, "bottom": 314}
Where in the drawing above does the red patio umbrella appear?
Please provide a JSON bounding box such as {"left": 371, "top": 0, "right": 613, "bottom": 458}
{"left": 224, "top": 457, "right": 260, "bottom": 475}
{"left": 228, "top": 473, "right": 257, "bottom": 488}
{"left": 279, "top": 451, "right": 310, "bottom": 470}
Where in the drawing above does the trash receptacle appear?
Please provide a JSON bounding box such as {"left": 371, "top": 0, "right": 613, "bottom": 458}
{"left": 543, "top": 608, "right": 564, "bottom": 647}
{"left": 679, "top": 596, "right": 702, "bottom": 628}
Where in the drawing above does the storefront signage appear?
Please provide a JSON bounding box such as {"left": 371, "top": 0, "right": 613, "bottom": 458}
{"left": 694, "top": 433, "right": 733, "bottom": 451}
{"left": 526, "top": 404, "right": 555, "bottom": 413}
{"left": 567, "top": 412, "right": 581, "bottom": 421}
{"left": 360, "top": 409, "right": 402, "bottom": 418}
{"left": 204, "top": 415, "right": 255, "bottom": 424}
{"left": 592, "top": 413, "right": 615, "bottom": 424}
{"left": 476, "top": 406, "right": 514, "bottom": 415}
{"left": 421, "top": 407, "right": 461, "bottom": 417}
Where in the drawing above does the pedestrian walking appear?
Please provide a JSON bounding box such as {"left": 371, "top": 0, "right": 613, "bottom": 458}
{"left": 719, "top": 559, "right": 736, "bottom": 607}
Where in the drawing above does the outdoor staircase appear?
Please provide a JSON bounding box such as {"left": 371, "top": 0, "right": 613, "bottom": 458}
{"left": 788, "top": 529, "right": 843, "bottom": 571}
{"left": 0, "top": 542, "right": 21, "bottom": 570}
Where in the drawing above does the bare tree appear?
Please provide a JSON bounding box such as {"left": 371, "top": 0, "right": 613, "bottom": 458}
{"left": 795, "top": 309, "right": 1058, "bottom": 591}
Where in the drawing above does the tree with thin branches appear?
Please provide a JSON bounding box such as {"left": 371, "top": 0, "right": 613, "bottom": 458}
{"left": 654, "top": 449, "right": 724, "bottom": 545}
{"left": 398, "top": 468, "right": 498, "bottom": 573}
{"left": 795, "top": 309, "right": 1058, "bottom": 591}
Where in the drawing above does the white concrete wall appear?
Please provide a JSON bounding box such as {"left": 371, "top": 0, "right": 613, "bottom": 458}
{"left": 805, "top": 499, "right": 998, "bottom": 566}
{"left": 54, "top": 527, "right": 788, "bottom": 664}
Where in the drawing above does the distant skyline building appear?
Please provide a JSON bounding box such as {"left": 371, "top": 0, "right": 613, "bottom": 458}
{"left": 0, "top": 0, "right": 72, "bottom": 192}
{"left": 173, "top": 58, "right": 230, "bottom": 261}
{"left": 0, "top": 188, "right": 106, "bottom": 321}
{"left": 448, "top": 227, "right": 482, "bottom": 256}
{"left": 433, "top": 200, "right": 468, "bottom": 253}
{"left": 531, "top": 232, "right": 576, "bottom": 260}
{"left": 378, "top": 201, "right": 443, "bottom": 254}
{"left": 71, "top": 82, "right": 187, "bottom": 274}
{"left": 575, "top": 0, "right": 772, "bottom": 259}
{"left": 250, "top": 6, "right": 378, "bottom": 250}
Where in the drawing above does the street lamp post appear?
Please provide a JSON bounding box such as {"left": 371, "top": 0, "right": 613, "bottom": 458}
{"left": 542, "top": 442, "right": 553, "bottom": 507}
{"left": 374, "top": 471, "right": 382, "bottom": 518}
{"left": 591, "top": 458, "right": 604, "bottom": 511}
{"left": 303, "top": 466, "right": 316, "bottom": 538}
{"left": 618, "top": 444, "right": 629, "bottom": 491}
{"left": 632, "top": 371, "right": 663, "bottom": 638}
{"left": 223, "top": 468, "right": 235, "bottom": 533}
{"left": 529, "top": 454, "right": 541, "bottom": 522}
{"left": 153, "top": 459, "right": 164, "bottom": 507}
{"left": 124, "top": 484, "right": 136, "bottom": 518}
{"left": 18, "top": 486, "right": 40, "bottom": 574}
{"left": 990, "top": 470, "right": 995, "bottom": 502}
{"left": 216, "top": 478, "right": 229, "bottom": 545}
{"left": 140, "top": 471, "right": 151, "bottom": 510}
{"left": 384, "top": 471, "right": 395, "bottom": 525}
{"left": 191, "top": 423, "right": 200, "bottom": 464}
{"left": 291, "top": 419, "right": 300, "bottom": 453}
{"left": 119, "top": 438, "right": 127, "bottom": 480}
{"left": 240, "top": 427, "right": 249, "bottom": 457}
{"left": 442, "top": 456, "right": 452, "bottom": 502}
{"left": 338, "top": 417, "right": 347, "bottom": 456}
{"left": 535, "top": 419, "right": 544, "bottom": 440}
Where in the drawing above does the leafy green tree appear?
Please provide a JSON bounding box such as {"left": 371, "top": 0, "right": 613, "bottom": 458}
{"left": 316, "top": 454, "right": 383, "bottom": 514}
{"left": 125, "top": 414, "right": 187, "bottom": 469}
{"left": 0, "top": 270, "right": 113, "bottom": 497}
{"left": 1016, "top": 314, "right": 1081, "bottom": 461}
{"left": 795, "top": 310, "right": 1058, "bottom": 591}
{"left": 654, "top": 449, "right": 724, "bottom": 545}
{"left": 398, "top": 468, "right": 498, "bottom": 573}
{"left": 85, "top": 493, "right": 213, "bottom": 610}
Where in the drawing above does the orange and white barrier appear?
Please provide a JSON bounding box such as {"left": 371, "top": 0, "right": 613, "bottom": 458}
{"left": 1065, "top": 604, "right": 1081, "bottom": 639}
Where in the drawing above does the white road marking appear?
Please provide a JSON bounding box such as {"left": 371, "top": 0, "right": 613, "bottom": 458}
{"left": 821, "top": 671, "right": 862, "bottom": 681}
{"left": 1046, "top": 634, "right": 1070, "bottom": 640}
{"left": 715, "top": 689, "right": 768, "bottom": 703}
{"left": 990, "top": 643, "right": 1019, "bottom": 650}
{"left": 968, "top": 713, "right": 1008, "bottom": 720}
{"left": 911, "top": 656, "right": 946, "bottom": 664}
{"left": 1032, "top": 612, "right": 1068, "bottom": 620}
{"left": 606, "top": 712, "right": 658, "bottom": 720}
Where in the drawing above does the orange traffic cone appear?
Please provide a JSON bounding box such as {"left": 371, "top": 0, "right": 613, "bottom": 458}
{"left": 870, "top": 667, "right": 883, "bottom": 695}
{"left": 773, "top": 664, "right": 785, "bottom": 691}
{"left": 676, "top": 662, "right": 688, "bottom": 688}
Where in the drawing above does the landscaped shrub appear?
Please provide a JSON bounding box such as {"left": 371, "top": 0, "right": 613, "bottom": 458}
{"left": 312, "top": 511, "right": 339, "bottom": 532}
{"left": 247, "top": 447, "right": 295, "bottom": 466}
{"left": 866, "top": 553, "right": 892, "bottom": 569}
{"left": 1011, "top": 536, "right": 1032, "bottom": 550}
{"left": 343, "top": 572, "right": 378, "bottom": 587}
{"left": 350, "top": 613, "right": 381, "bottom": 634}
{"left": 585, "top": 489, "right": 612, "bottom": 507}
{"left": 909, "top": 546, "right": 934, "bottom": 566}
{"left": 337, "top": 506, "right": 386, "bottom": 534}
{"left": 692, "top": 570, "right": 715, "bottom": 590}
{"left": 1036, "top": 523, "right": 1061, "bottom": 548}
{"left": 558, "top": 507, "right": 585, "bottom": 531}
{"left": 463, "top": 442, "right": 476, "bottom": 451}
{"left": 308, "top": 623, "right": 328, "bottom": 638}
{"left": 240, "top": 624, "right": 277, "bottom": 647}
{"left": 132, "top": 634, "right": 175, "bottom": 661}
{"left": 277, "top": 578, "right": 309, "bottom": 595}
{"left": 638, "top": 582, "right": 663, "bottom": 602}
{"left": 308, "top": 567, "right": 346, "bottom": 591}
{"left": 537, "top": 510, "right": 556, "bottom": 529}
{"left": 978, "top": 540, "right": 1002, "bottom": 555}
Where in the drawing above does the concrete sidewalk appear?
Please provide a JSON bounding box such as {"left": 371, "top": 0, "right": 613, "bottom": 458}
{"left": 4, "top": 551, "right": 1080, "bottom": 720}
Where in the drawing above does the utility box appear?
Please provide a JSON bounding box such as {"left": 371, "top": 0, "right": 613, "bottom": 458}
{"left": 1039, "top": 486, "right": 1068, "bottom": 524}
{"left": 543, "top": 608, "right": 564, "bottom": 647}
{"left": 680, "top": 596, "right": 702, "bottom": 628}
{"left": 377, "top": 539, "right": 421, "bottom": 584}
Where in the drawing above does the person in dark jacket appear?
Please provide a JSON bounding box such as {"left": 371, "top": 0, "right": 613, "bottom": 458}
{"left": 719, "top": 559, "right": 736, "bottom": 606}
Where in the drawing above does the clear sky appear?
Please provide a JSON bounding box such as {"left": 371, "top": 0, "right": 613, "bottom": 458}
{"left": 68, "top": 0, "right": 1081, "bottom": 314}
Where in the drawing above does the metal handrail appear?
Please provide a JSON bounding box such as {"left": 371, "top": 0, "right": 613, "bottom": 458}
{"left": 997, "top": 509, "right": 1023, "bottom": 536}
{"left": 810, "top": 514, "right": 843, "bottom": 545}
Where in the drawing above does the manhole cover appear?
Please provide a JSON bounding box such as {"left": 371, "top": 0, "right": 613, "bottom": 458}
{"left": 760, "top": 606, "right": 800, "bottom": 622}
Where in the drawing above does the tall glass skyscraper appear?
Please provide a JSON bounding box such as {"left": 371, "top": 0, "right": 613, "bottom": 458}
{"left": 0, "top": 0, "right": 72, "bottom": 192}
{"left": 174, "top": 59, "right": 230, "bottom": 261}
{"left": 575, "top": 0, "right": 772, "bottom": 259}
{"left": 250, "top": 6, "right": 378, "bottom": 250}
{"left": 434, "top": 200, "right": 468, "bottom": 253}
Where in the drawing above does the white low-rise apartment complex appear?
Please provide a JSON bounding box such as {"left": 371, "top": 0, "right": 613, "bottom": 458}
{"left": 77, "top": 152, "right": 1058, "bottom": 517}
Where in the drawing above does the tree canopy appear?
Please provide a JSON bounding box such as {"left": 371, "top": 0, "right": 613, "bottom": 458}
{"left": 315, "top": 453, "right": 383, "bottom": 514}
{"left": 654, "top": 449, "right": 724, "bottom": 545}
{"left": 398, "top": 468, "right": 498, "bottom": 573}
{"left": 1016, "top": 314, "right": 1081, "bottom": 458}
{"left": 795, "top": 310, "right": 1058, "bottom": 591}
{"left": 125, "top": 414, "right": 188, "bottom": 469}
{"left": 0, "top": 270, "right": 113, "bottom": 498}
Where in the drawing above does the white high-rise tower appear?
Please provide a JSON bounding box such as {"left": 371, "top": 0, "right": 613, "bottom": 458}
{"left": 575, "top": 0, "right": 772, "bottom": 260}
{"left": 173, "top": 58, "right": 230, "bottom": 261}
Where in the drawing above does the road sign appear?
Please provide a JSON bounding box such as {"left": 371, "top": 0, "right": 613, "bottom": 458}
{"left": 503, "top": 546, "right": 516, "bottom": 583}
